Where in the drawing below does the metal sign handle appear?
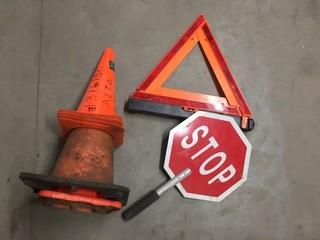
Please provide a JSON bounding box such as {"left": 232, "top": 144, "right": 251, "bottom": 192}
{"left": 122, "top": 168, "right": 192, "bottom": 221}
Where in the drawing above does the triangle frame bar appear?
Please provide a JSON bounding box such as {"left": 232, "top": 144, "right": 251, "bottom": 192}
{"left": 128, "top": 15, "right": 254, "bottom": 131}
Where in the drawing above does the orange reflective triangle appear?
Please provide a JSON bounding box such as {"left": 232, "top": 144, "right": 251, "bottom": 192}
{"left": 128, "top": 15, "right": 254, "bottom": 131}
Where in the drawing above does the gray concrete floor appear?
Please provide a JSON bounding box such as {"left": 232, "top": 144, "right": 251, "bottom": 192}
{"left": 1, "top": 0, "right": 320, "bottom": 239}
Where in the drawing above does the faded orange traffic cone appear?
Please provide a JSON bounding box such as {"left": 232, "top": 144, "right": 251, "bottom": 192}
{"left": 20, "top": 48, "right": 129, "bottom": 213}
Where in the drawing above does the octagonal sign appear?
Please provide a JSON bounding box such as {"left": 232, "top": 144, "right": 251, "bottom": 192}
{"left": 164, "top": 111, "right": 252, "bottom": 202}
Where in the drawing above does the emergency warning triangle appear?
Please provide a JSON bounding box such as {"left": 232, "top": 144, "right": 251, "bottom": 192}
{"left": 128, "top": 15, "right": 254, "bottom": 131}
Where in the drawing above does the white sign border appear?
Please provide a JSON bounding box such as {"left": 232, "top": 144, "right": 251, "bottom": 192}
{"left": 163, "top": 111, "right": 252, "bottom": 202}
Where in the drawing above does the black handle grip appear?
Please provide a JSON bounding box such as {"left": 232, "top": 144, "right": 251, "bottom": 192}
{"left": 122, "top": 190, "right": 160, "bottom": 221}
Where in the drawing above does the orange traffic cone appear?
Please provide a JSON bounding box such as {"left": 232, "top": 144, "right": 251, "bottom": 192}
{"left": 20, "top": 48, "right": 129, "bottom": 213}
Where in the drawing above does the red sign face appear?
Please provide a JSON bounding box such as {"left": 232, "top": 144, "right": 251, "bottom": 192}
{"left": 164, "top": 111, "right": 251, "bottom": 202}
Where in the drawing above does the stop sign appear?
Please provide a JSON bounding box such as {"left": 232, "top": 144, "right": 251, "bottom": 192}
{"left": 164, "top": 111, "right": 251, "bottom": 202}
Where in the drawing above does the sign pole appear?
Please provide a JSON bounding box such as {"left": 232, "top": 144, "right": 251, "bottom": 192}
{"left": 122, "top": 168, "right": 192, "bottom": 221}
